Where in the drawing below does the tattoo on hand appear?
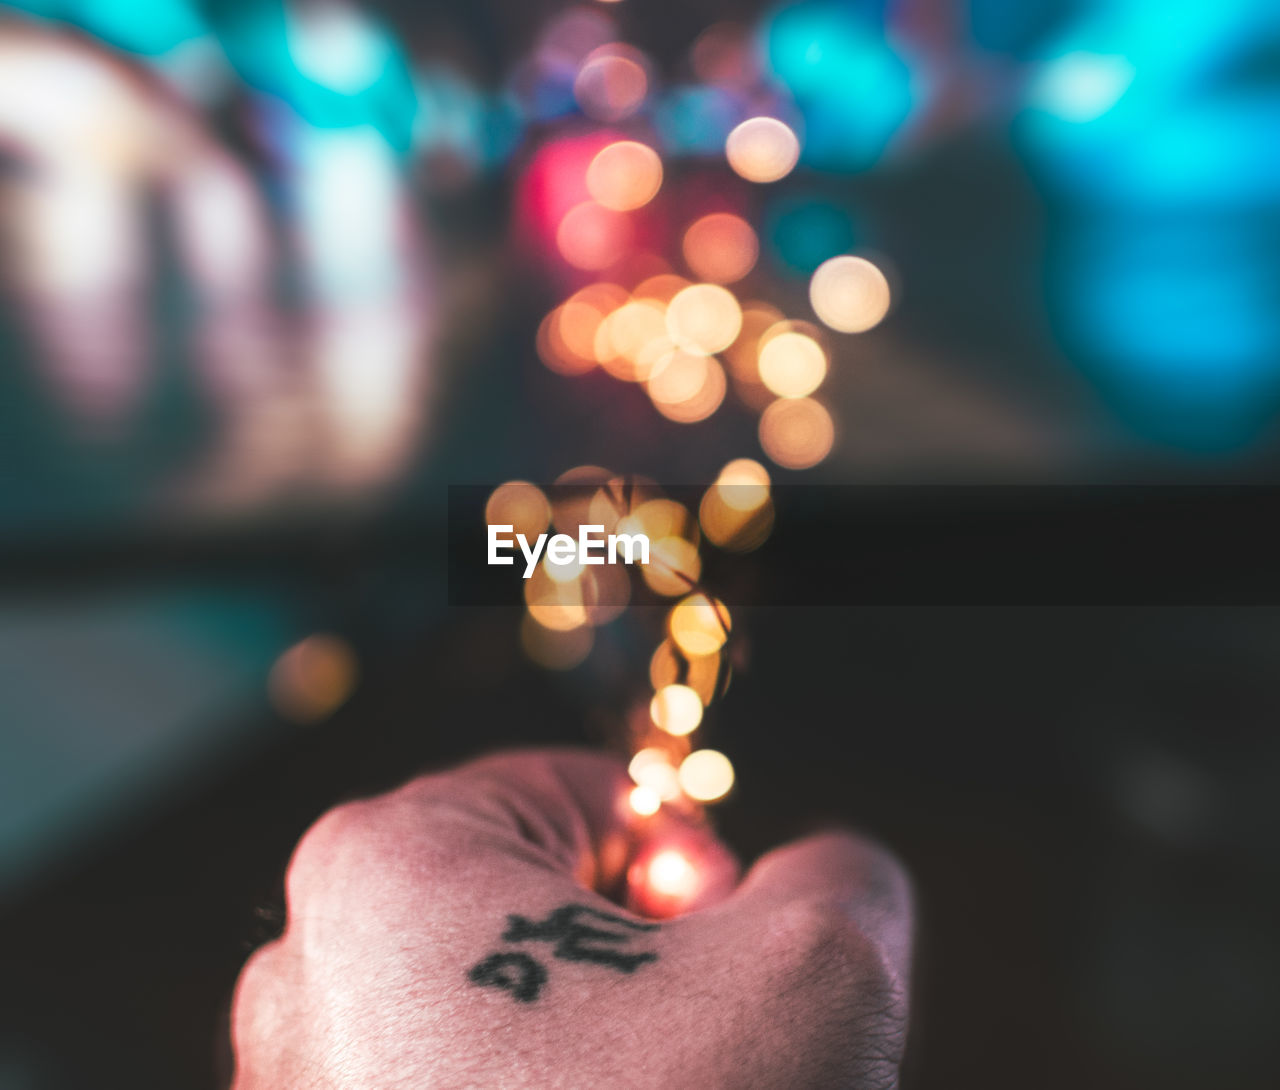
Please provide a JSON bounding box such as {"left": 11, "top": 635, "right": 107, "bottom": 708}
{"left": 468, "top": 904, "right": 660, "bottom": 1003}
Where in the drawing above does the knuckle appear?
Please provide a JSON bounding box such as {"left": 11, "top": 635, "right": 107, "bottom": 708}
{"left": 283, "top": 798, "right": 377, "bottom": 909}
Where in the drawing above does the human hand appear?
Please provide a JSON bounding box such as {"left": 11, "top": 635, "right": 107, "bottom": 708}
{"left": 231, "top": 748, "right": 913, "bottom": 1089}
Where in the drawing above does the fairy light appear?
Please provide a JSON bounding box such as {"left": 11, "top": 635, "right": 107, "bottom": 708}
{"left": 514, "top": 3, "right": 904, "bottom": 821}
{"left": 681, "top": 212, "right": 759, "bottom": 285}
{"left": 595, "top": 299, "right": 669, "bottom": 381}
{"left": 586, "top": 141, "right": 663, "bottom": 211}
{"left": 650, "top": 683, "right": 704, "bottom": 735}
{"left": 268, "top": 634, "right": 358, "bottom": 724}
{"left": 557, "top": 201, "right": 633, "bottom": 269}
{"left": 574, "top": 47, "right": 649, "bottom": 122}
{"left": 669, "top": 594, "right": 731, "bottom": 656}
{"left": 628, "top": 747, "right": 682, "bottom": 800}
{"left": 665, "top": 283, "right": 742, "bottom": 354}
{"left": 758, "top": 329, "right": 827, "bottom": 398}
{"left": 725, "top": 117, "right": 800, "bottom": 183}
{"left": 646, "top": 351, "right": 727, "bottom": 423}
{"left": 485, "top": 481, "right": 551, "bottom": 541}
{"left": 642, "top": 535, "right": 702, "bottom": 596}
{"left": 759, "top": 397, "right": 835, "bottom": 469}
{"left": 629, "top": 784, "right": 662, "bottom": 816}
{"left": 650, "top": 639, "right": 729, "bottom": 706}
{"left": 678, "top": 749, "right": 735, "bottom": 802}
{"left": 645, "top": 848, "right": 697, "bottom": 896}
{"left": 809, "top": 255, "right": 891, "bottom": 333}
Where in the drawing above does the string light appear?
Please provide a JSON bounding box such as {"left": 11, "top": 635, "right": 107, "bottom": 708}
{"left": 650, "top": 683, "right": 704, "bottom": 736}
{"left": 725, "top": 117, "right": 800, "bottom": 183}
{"left": 629, "top": 784, "right": 662, "bottom": 816}
{"left": 809, "top": 255, "right": 891, "bottom": 333}
{"left": 681, "top": 212, "right": 759, "bottom": 284}
{"left": 669, "top": 593, "right": 731, "bottom": 656}
{"left": 758, "top": 329, "right": 827, "bottom": 398}
{"left": 678, "top": 749, "right": 735, "bottom": 802}
{"left": 759, "top": 397, "right": 836, "bottom": 469}
{"left": 513, "top": 4, "right": 903, "bottom": 831}
{"left": 586, "top": 140, "right": 663, "bottom": 211}
{"left": 666, "top": 283, "right": 742, "bottom": 354}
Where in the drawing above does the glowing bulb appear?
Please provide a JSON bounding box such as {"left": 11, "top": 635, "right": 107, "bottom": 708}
{"left": 809, "top": 255, "right": 891, "bottom": 333}
{"left": 642, "top": 535, "right": 702, "bottom": 597}
{"left": 669, "top": 594, "right": 731, "bottom": 656}
{"left": 758, "top": 330, "right": 827, "bottom": 397}
{"left": 678, "top": 749, "right": 735, "bottom": 802}
{"left": 650, "top": 683, "right": 704, "bottom": 736}
{"left": 682, "top": 212, "right": 758, "bottom": 285}
{"left": 485, "top": 481, "right": 551, "bottom": 541}
{"left": 759, "top": 397, "right": 835, "bottom": 469}
{"left": 268, "top": 634, "right": 358, "bottom": 724}
{"left": 557, "top": 201, "right": 633, "bottom": 270}
{"left": 646, "top": 849, "right": 697, "bottom": 897}
{"left": 575, "top": 48, "right": 648, "bottom": 122}
{"left": 666, "top": 283, "right": 742, "bottom": 355}
{"left": 629, "top": 784, "right": 662, "bottom": 816}
{"left": 725, "top": 117, "right": 799, "bottom": 183}
{"left": 586, "top": 141, "right": 663, "bottom": 211}
{"left": 628, "top": 747, "right": 682, "bottom": 800}
{"left": 716, "top": 458, "right": 770, "bottom": 503}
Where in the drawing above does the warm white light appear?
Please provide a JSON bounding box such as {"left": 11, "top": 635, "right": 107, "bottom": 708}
{"left": 809, "top": 255, "right": 891, "bottom": 334}
{"left": 646, "top": 849, "right": 697, "bottom": 897}
{"left": 650, "top": 683, "right": 704, "bottom": 736}
{"left": 725, "top": 117, "right": 800, "bottom": 183}
{"left": 678, "top": 749, "right": 735, "bottom": 802}
{"left": 629, "top": 784, "right": 662, "bottom": 816}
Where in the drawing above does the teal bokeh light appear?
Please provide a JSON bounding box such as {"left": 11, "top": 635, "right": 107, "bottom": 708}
{"left": 765, "top": 195, "right": 859, "bottom": 276}
{"left": 760, "top": 0, "right": 913, "bottom": 171}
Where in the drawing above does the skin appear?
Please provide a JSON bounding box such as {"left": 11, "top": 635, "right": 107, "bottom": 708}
{"left": 231, "top": 749, "right": 913, "bottom": 1089}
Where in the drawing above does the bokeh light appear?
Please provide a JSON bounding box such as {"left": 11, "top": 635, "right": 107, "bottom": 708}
{"left": 681, "top": 212, "right": 759, "bottom": 284}
{"left": 628, "top": 784, "right": 662, "bottom": 816}
{"left": 628, "top": 746, "right": 682, "bottom": 800}
{"left": 574, "top": 45, "right": 649, "bottom": 122}
{"left": 586, "top": 140, "right": 663, "bottom": 211}
{"left": 725, "top": 117, "right": 800, "bottom": 183}
{"left": 669, "top": 593, "right": 731, "bottom": 656}
{"left": 650, "top": 683, "right": 704, "bottom": 736}
{"left": 666, "top": 283, "right": 742, "bottom": 354}
{"left": 634, "top": 273, "right": 692, "bottom": 305}
{"left": 758, "top": 329, "right": 827, "bottom": 397}
{"left": 809, "top": 255, "right": 890, "bottom": 333}
{"left": 268, "top": 633, "right": 358, "bottom": 724}
{"left": 485, "top": 481, "right": 551, "bottom": 541}
{"left": 595, "top": 299, "right": 669, "bottom": 381}
{"left": 759, "top": 397, "right": 835, "bottom": 469}
{"left": 678, "top": 749, "right": 735, "bottom": 802}
{"left": 643, "top": 847, "right": 697, "bottom": 897}
{"left": 557, "top": 200, "right": 633, "bottom": 269}
{"left": 650, "top": 640, "right": 729, "bottom": 706}
{"left": 524, "top": 564, "right": 592, "bottom": 630}
{"left": 646, "top": 350, "right": 727, "bottom": 423}
{"left": 641, "top": 534, "right": 702, "bottom": 596}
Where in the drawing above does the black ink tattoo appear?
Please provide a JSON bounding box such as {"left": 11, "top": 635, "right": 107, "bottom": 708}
{"left": 468, "top": 903, "right": 660, "bottom": 1003}
{"left": 468, "top": 951, "right": 548, "bottom": 1003}
{"left": 502, "top": 903, "right": 659, "bottom": 973}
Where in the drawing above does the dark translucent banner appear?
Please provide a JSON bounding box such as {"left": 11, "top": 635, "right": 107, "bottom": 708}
{"left": 449, "top": 485, "right": 1280, "bottom": 606}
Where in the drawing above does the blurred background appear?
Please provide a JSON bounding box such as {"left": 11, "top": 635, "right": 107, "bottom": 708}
{"left": 2, "top": 1, "right": 1279, "bottom": 1087}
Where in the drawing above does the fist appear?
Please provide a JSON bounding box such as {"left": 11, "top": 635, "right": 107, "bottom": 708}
{"left": 231, "top": 749, "right": 913, "bottom": 1089}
